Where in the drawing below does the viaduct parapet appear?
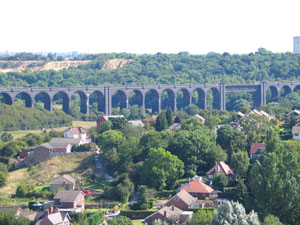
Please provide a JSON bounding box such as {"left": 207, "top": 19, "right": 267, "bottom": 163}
{"left": 0, "top": 82, "right": 299, "bottom": 115}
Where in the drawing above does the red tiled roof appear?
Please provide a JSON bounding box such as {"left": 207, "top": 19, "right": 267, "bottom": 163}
{"left": 69, "top": 127, "right": 86, "bottom": 134}
{"left": 180, "top": 180, "right": 214, "bottom": 194}
{"left": 250, "top": 143, "right": 266, "bottom": 154}
{"left": 206, "top": 161, "right": 233, "bottom": 176}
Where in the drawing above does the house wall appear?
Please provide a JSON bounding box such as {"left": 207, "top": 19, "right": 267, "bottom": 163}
{"left": 165, "top": 199, "right": 189, "bottom": 211}
{"left": 293, "top": 133, "right": 300, "bottom": 140}
{"left": 53, "top": 145, "right": 72, "bottom": 153}
{"left": 74, "top": 193, "right": 85, "bottom": 210}
{"left": 32, "top": 148, "right": 50, "bottom": 164}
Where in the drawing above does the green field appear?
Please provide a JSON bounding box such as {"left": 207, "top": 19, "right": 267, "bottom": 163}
{"left": 8, "top": 120, "right": 96, "bottom": 140}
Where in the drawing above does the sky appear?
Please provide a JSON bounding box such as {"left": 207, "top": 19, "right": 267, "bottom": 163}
{"left": 0, "top": 0, "right": 300, "bottom": 55}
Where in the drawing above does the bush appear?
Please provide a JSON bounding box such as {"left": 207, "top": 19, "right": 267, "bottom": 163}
{"left": 16, "top": 184, "right": 34, "bottom": 198}
{"left": 87, "top": 212, "right": 104, "bottom": 225}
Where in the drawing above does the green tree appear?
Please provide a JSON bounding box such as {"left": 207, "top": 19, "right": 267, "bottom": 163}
{"left": 0, "top": 172, "right": 7, "bottom": 188}
{"left": 166, "top": 109, "right": 173, "bottom": 126}
{"left": 248, "top": 143, "right": 300, "bottom": 224}
{"left": 181, "top": 117, "right": 205, "bottom": 131}
{"left": 112, "top": 117, "right": 128, "bottom": 131}
{"left": 262, "top": 215, "right": 283, "bottom": 225}
{"left": 187, "top": 209, "right": 213, "bottom": 225}
{"left": 138, "top": 148, "right": 184, "bottom": 190}
{"left": 230, "top": 151, "right": 250, "bottom": 179}
{"left": 99, "top": 120, "right": 112, "bottom": 133}
{"left": 16, "top": 184, "right": 34, "bottom": 198}
{"left": 213, "top": 174, "right": 228, "bottom": 191}
{"left": 136, "top": 185, "right": 149, "bottom": 209}
{"left": 211, "top": 201, "right": 260, "bottom": 225}
{"left": 0, "top": 132, "right": 13, "bottom": 142}
{"left": 155, "top": 111, "right": 168, "bottom": 131}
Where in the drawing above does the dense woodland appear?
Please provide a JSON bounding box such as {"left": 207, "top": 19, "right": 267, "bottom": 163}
{"left": 1, "top": 49, "right": 300, "bottom": 87}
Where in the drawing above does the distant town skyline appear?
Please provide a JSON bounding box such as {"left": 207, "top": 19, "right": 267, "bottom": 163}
{"left": 1, "top": 0, "right": 300, "bottom": 55}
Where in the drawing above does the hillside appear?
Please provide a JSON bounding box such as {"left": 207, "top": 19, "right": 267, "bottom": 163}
{"left": 0, "top": 153, "right": 96, "bottom": 200}
{"left": 0, "top": 60, "right": 91, "bottom": 73}
{"left": 0, "top": 49, "right": 300, "bottom": 88}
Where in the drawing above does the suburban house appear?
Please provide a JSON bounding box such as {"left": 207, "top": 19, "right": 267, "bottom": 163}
{"left": 194, "top": 114, "right": 205, "bottom": 123}
{"left": 50, "top": 137, "right": 83, "bottom": 147}
{"left": 292, "top": 126, "right": 300, "bottom": 141}
{"left": 32, "top": 144, "right": 54, "bottom": 164}
{"left": 164, "top": 190, "right": 196, "bottom": 211}
{"left": 180, "top": 179, "right": 216, "bottom": 200}
{"left": 53, "top": 190, "right": 85, "bottom": 212}
{"left": 144, "top": 205, "right": 192, "bottom": 225}
{"left": 206, "top": 161, "right": 233, "bottom": 180}
{"left": 97, "top": 115, "right": 125, "bottom": 132}
{"left": 250, "top": 143, "right": 266, "bottom": 160}
{"left": 63, "top": 127, "right": 91, "bottom": 144}
{"left": 50, "top": 175, "right": 81, "bottom": 192}
{"left": 128, "top": 120, "right": 145, "bottom": 127}
{"left": 249, "top": 110, "right": 275, "bottom": 121}
{"left": 285, "top": 109, "right": 300, "bottom": 119}
{"left": 36, "top": 208, "right": 71, "bottom": 225}
{"left": 142, "top": 115, "right": 157, "bottom": 127}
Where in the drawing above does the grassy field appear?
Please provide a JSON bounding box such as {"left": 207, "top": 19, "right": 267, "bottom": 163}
{"left": 8, "top": 120, "right": 96, "bottom": 140}
{"left": 132, "top": 221, "right": 144, "bottom": 225}
{"left": 0, "top": 152, "right": 97, "bottom": 204}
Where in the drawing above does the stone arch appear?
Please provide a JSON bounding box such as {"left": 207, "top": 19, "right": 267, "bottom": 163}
{"left": 71, "top": 91, "right": 88, "bottom": 114}
{"left": 53, "top": 91, "right": 70, "bottom": 114}
{"left": 129, "top": 90, "right": 143, "bottom": 107}
{"left": 280, "top": 85, "right": 292, "bottom": 97}
{"left": 15, "top": 92, "right": 32, "bottom": 108}
{"left": 89, "top": 91, "right": 105, "bottom": 113}
{"left": 266, "top": 86, "right": 279, "bottom": 103}
{"left": 161, "top": 89, "right": 175, "bottom": 111}
{"left": 0, "top": 93, "right": 13, "bottom": 105}
{"left": 293, "top": 85, "right": 300, "bottom": 93}
{"left": 207, "top": 88, "right": 221, "bottom": 110}
{"left": 192, "top": 88, "right": 206, "bottom": 109}
{"left": 176, "top": 88, "right": 190, "bottom": 110}
{"left": 34, "top": 92, "right": 51, "bottom": 111}
{"left": 112, "top": 90, "right": 127, "bottom": 110}
{"left": 145, "top": 89, "right": 159, "bottom": 114}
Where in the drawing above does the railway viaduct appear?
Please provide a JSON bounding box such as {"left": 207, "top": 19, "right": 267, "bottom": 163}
{"left": 0, "top": 82, "right": 299, "bottom": 115}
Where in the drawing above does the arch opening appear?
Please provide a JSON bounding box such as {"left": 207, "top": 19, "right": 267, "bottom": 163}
{"left": 266, "top": 86, "right": 279, "bottom": 103}
{"left": 191, "top": 88, "right": 205, "bottom": 109}
{"left": 161, "top": 89, "right": 175, "bottom": 111}
{"left": 206, "top": 88, "right": 220, "bottom": 110}
{"left": 145, "top": 89, "right": 159, "bottom": 114}
{"left": 112, "top": 90, "right": 127, "bottom": 114}
{"left": 15, "top": 92, "right": 32, "bottom": 108}
{"left": 34, "top": 92, "right": 51, "bottom": 111}
{"left": 129, "top": 90, "right": 143, "bottom": 107}
{"left": 89, "top": 91, "right": 105, "bottom": 114}
{"left": 280, "top": 86, "right": 292, "bottom": 97}
{"left": 0, "top": 93, "right": 12, "bottom": 105}
{"left": 176, "top": 89, "right": 190, "bottom": 111}
{"left": 70, "top": 91, "right": 88, "bottom": 115}
{"left": 53, "top": 91, "right": 69, "bottom": 114}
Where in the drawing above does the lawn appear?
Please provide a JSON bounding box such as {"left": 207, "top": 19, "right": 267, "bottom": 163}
{"left": 132, "top": 221, "right": 144, "bottom": 225}
{"left": 8, "top": 120, "right": 96, "bottom": 140}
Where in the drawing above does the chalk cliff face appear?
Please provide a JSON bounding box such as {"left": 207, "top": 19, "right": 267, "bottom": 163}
{"left": 0, "top": 60, "right": 91, "bottom": 73}
{"left": 101, "top": 58, "right": 132, "bottom": 70}
{"left": 0, "top": 58, "right": 131, "bottom": 73}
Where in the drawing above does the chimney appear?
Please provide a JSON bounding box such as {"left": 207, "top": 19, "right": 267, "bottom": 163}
{"left": 49, "top": 206, "right": 54, "bottom": 214}
{"left": 172, "top": 206, "right": 174, "bottom": 211}
{"left": 164, "top": 210, "right": 167, "bottom": 218}
{"left": 44, "top": 209, "right": 49, "bottom": 218}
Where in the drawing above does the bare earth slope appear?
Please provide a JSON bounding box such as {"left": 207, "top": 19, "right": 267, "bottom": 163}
{"left": 0, "top": 60, "right": 91, "bottom": 73}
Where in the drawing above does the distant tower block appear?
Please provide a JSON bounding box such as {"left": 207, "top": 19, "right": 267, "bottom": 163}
{"left": 293, "top": 36, "right": 300, "bottom": 53}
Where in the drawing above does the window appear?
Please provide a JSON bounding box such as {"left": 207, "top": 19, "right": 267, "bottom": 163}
{"left": 174, "top": 196, "right": 180, "bottom": 201}
{"left": 294, "top": 133, "right": 299, "bottom": 137}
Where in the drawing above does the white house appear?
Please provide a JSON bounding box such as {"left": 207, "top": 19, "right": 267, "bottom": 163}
{"left": 63, "top": 127, "right": 91, "bottom": 144}
{"left": 292, "top": 126, "right": 300, "bottom": 140}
